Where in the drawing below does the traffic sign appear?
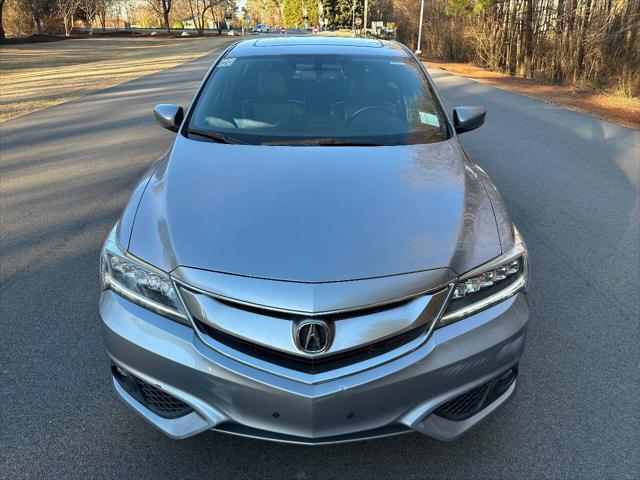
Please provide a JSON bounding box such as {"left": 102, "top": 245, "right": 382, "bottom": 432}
{"left": 312, "top": 26, "right": 319, "bottom": 34}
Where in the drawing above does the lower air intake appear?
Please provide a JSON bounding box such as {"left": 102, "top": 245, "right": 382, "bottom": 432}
{"left": 112, "top": 364, "right": 193, "bottom": 419}
{"left": 433, "top": 365, "right": 518, "bottom": 421}
{"left": 134, "top": 378, "right": 192, "bottom": 419}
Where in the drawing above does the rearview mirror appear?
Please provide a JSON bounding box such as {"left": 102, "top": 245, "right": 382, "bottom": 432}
{"left": 154, "top": 104, "right": 184, "bottom": 132}
{"left": 453, "top": 106, "right": 486, "bottom": 134}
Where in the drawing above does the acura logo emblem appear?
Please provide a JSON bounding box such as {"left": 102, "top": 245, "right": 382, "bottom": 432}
{"left": 295, "top": 320, "right": 332, "bottom": 354}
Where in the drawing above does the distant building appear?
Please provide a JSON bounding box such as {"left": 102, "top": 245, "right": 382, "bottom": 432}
{"left": 182, "top": 18, "right": 198, "bottom": 29}
{"left": 181, "top": 17, "right": 223, "bottom": 30}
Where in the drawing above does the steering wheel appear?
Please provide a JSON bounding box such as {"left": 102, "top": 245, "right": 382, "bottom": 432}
{"left": 347, "top": 105, "right": 395, "bottom": 123}
{"left": 289, "top": 99, "right": 305, "bottom": 115}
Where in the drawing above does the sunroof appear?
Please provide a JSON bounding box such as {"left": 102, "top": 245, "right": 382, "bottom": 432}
{"left": 253, "top": 37, "right": 384, "bottom": 48}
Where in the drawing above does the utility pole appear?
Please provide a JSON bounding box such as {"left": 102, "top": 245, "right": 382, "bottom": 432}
{"left": 416, "top": 0, "right": 425, "bottom": 55}
{"left": 364, "top": 0, "right": 368, "bottom": 36}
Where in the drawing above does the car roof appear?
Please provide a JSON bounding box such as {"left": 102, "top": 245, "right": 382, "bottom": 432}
{"left": 227, "top": 36, "right": 409, "bottom": 58}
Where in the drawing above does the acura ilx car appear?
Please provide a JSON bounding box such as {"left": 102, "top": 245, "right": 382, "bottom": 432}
{"left": 99, "top": 37, "right": 529, "bottom": 444}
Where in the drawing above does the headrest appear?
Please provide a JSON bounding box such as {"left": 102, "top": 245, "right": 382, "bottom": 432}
{"left": 350, "top": 70, "right": 392, "bottom": 101}
{"left": 257, "top": 70, "right": 286, "bottom": 98}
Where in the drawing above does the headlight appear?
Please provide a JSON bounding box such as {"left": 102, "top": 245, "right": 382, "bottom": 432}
{"left": 439, "top": 225, "right": 528, "bottom": 327}
{"left": 100, "top": 226, "right": 188, "bottom": 325}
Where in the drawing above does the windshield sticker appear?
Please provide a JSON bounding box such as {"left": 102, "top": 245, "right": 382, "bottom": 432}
{"left": 218, "top": 57, "right": 236, "bottom": 68}
{"left": 419, "top": 112, "right": 440, "bottom": 127}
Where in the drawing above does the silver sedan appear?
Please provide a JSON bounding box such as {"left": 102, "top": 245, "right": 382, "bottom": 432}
{"left": 99, "top": 36, "right": 529, "bottom": 444}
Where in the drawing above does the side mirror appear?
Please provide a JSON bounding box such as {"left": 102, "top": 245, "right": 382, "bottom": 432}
{"left": 452, "top": 106, "right": 486, "bottom": 134}
{"left": 154, "top": 104, "right": 184, "bottom": 132}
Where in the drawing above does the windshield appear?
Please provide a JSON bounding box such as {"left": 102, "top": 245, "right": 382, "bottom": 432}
{"left": 187, "top": 54, "right": 449, "bottom": 146}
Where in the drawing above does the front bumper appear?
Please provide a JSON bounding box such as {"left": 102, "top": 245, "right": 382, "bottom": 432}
{"left": 100, "top": 289, "right": 528, "bottom": 444}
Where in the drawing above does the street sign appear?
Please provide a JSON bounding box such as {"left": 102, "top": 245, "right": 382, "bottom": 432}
{"left": 312, "top": 26, "right": 319, "bottom": 34}
{"left": 355, "top": 17, "right": 362, "bottom": 27}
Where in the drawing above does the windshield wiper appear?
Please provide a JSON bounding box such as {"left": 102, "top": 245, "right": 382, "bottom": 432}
{"left": 261, "top": 138, "right": 385, "bottom": 146}
{"left": 185, "top": 128, "right": 248, "bottom": 144}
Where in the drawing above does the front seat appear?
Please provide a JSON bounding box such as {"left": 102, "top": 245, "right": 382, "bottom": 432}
{"left": 241, "top": 70, "right": 292, "bottom": 125}
{"left": 331, "top": 65, "right": 399, "bottom": 122}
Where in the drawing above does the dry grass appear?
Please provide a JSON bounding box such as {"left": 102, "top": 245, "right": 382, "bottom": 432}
{"left": 0, "top": 37, "right": 233, "bottom": 122}
{"left": 423, "top": 59, "right": 640, "bottom": 130}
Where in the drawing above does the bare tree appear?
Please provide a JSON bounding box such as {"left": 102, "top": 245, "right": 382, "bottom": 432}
{"left": 210, "top": 0, "right": 233, "bottom": 33}
{"left": 97, "top": 0, "right": 114, "bottom": 31}
{"left": 185, "top": 0, "right": 226, "bottom": 34}
{"left": 80, "top": 0, "right": 100, "bottom": 34}
{"left": 55, "top": 0, "right": 80, "bottom": 36}
{"left": 114, "top": 0, "right": 136, "bottom": 29}
{"left": 146, "top": 0, "right": 172, "bottom": 33}
{"left": 395, "top": 0, "right": 640, "bottom": 97}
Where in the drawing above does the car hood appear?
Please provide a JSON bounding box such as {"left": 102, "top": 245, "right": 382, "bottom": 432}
{"left": 125, "top": 136, "right": 502, "bottom": 288}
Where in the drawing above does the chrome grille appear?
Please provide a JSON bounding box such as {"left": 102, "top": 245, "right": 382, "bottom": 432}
{"left": 178, "top": 284, "right": 450, "bottom": 373}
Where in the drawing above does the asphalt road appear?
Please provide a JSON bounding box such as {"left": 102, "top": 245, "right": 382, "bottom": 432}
{"left": 1, "top": 46, "right": 639, "bottom": 479}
